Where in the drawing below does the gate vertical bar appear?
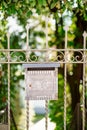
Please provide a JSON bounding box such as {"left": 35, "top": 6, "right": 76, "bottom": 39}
{"left": 64, "top": 26, "right": 68, "bottom": 130}
{"left": 7, "top": 32, "right": 11, "bottom": 130}
{"left": 82, "top": 31, "right": 87, "bottom": 130}
{"left": 45, "top": 16, "right": 49, "bottom": 130}
{"left": 26, "top": 98, "right": 29, "bottom": 130}
{"left": 45, "top": 100, "right": 48, "bottom": 130}
{"left": 46, "top": 16, "right": 48, "bottom": 50}
{"left": 26, "top": 24, "right": 30, "bottom": 130}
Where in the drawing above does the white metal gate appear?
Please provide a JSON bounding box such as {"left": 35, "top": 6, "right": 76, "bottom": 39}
{"left": 0, "top": 20, "right": 87, "bottom": 130}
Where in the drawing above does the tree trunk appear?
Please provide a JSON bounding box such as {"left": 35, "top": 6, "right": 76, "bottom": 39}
{"left": 67, "top": 63, "right": 82, "bottom": 111}
{"left": 55, "top": 9, "right": 87, "bottom": 129}
{"left": 69, "top": 103, "right": 82, "bottom": 130}
{"left": 68, "top": 10, "right": 87, "bottom": 112}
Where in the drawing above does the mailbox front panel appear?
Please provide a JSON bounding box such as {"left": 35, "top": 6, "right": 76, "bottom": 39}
{"left": 25, "top": 69, "right": 58, "bottom": 100}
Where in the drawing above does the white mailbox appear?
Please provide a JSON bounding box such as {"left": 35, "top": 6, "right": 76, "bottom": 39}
{"left": 23, "top": 63, "right": 60, "bottom": 100}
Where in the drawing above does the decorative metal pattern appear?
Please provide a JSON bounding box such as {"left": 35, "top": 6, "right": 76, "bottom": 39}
{"left": 0, "top": 25, "right": 87, "bottom": 130}
{"left": 0, "top": 49, "right": 87, "bottom": 63}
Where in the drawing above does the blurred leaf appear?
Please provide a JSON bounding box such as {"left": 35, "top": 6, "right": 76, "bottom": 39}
{"left": 84, "top": 13, "right": 87, "bottom": 21}
{"left": 27, "top": 10, "right": 32, "bottom": 17}
{"left": 51, "top": 2, "right": 56, "bottom": 9}
{"left": 2, "top": 1, "right": 8, "bottom": 8}
{"left": 38, "top": 0, "right": 46, "bottom": 6}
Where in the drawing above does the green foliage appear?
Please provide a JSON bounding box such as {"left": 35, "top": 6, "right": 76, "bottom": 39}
{"left": 49, "top": 74, "right": 63, "bottom": 129}
{"left": 32, "top": 114, "right": 44, "bottom": 123}
{"left": 49, "top": 74, "right": 72, "bottom": 129}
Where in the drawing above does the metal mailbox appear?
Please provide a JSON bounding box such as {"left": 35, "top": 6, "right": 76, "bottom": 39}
{"left": 23, "top": 63, "right": 60, "bottom": 100}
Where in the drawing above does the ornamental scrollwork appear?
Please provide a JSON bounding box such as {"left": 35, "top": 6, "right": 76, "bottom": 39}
{"left": 0, "top": 49, "right": 87, "bottom": 63}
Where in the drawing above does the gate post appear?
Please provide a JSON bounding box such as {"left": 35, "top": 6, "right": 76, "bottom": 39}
{"left": 82, "top": 31, "right": 87, "bottom": 130}
{"left": 26, "top": 24, "right": 30, "bottom": 130}
{"left": 7, "top": 32, "right": 11, "bottom": 130}
{"left": 64, "top": 26, "right": 69, "bottom": 130}
{"left": 45, "top": 16, "right": 48, "bottom": 130}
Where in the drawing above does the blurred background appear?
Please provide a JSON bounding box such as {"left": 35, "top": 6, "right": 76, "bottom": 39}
{"left": 0, "top": 0, "right": 87, "bottom": 130}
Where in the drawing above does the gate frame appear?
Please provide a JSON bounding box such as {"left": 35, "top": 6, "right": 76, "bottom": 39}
{"left": 0, "top": 21, "right": 87, "bottom": 130}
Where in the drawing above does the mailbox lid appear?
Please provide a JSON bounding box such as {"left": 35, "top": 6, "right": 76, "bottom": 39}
{"left": 23, "top": 63, "right": 60, "bottom": 69}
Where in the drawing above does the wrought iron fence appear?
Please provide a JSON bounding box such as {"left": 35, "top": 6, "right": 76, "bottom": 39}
{"left": 0, "top": 23, "right": 87, "bottom": 130}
